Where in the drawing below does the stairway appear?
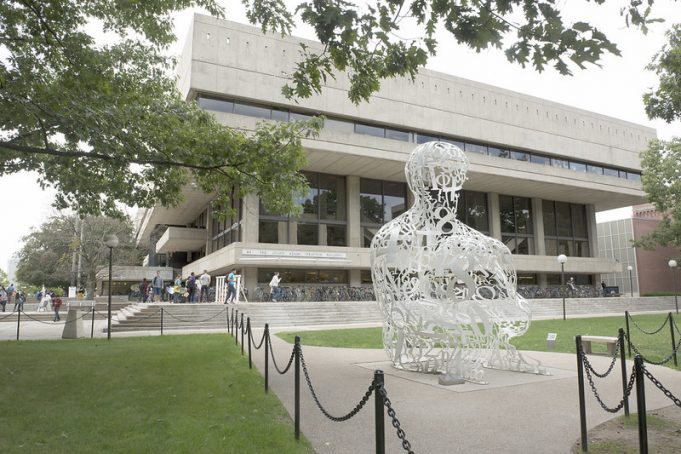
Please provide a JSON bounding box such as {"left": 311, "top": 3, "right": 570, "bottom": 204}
{"left": 110, "top": 297, "right": 680, "bottom": 332}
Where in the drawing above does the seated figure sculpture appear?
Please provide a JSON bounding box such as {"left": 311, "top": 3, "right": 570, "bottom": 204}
{"left": 370, "top": 141, "right": 544, "bottom": 383}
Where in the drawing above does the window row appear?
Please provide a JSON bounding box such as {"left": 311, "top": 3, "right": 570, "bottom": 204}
{"left": 195, "top": 94, "right": 642, "bottom": 182}
{"left": 257, "top": 268, "right": 348, "bottom": 284}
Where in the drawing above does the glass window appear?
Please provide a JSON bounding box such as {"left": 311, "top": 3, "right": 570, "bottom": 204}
{"left": 361, "top": 270, "right": 373, "bottom": 284}
{"left": 355, "top": 123, "right": 385, "bottom": 138}
{"left": 271, "top": 108, "right": 289, "bottom": 121}
{"left": 465, "top": 143, "right": 488, "bottom": 154}
{"left": 572, "top": 204, "right": 588, "bottom": 238}
{"left": 603, "top": 167, "right": 619, "bottom": 177}
{"left": 555, "top": 202, "right": 572, "bottom": 237}
{"left": 587, "top": 164, "right": 603, "bottom": 175}
{"left": 258, "top": 221, "right": 278, "bottom": 244}
{"left": 514, "top": 197, "right": 532, "bottom": 234}
{"left": 319, "top": 270, "right": 348, "bottom": 284}
{"left": 542, "top": 200, "right": 556, "bottom": 236}
{"left": 198, "top": 96, "right": 234, "bottom": 113}
{"left": 557, "top": 239, "right": 574, "bottom": 256}
{"left": 545, "top": 239, "right": 558, "bottom": 256}
{"left": 385, "top": 128, "right": 411, "bottom": 142}
{"left": 530, "top": 154, "right": 550, "bottom": 165}
{"left": 499, "top": 195, "right": 515, "bottom": 234}
{"left": 627, "top": 172, "right": 641, "bottom": 182}
{"left": 463, "top": 191, "right": 488, "bottom": 233}
{"left": 362, "top": 226, "right": 380, "bottom": 248}
{"left": 324, "top": 118, "right": 354, "bottom": 134}
{"left": 360, "top": 179, "right": 384, "bottom": 224}
{"left": 569, "top": 161, "right": 587, "bottom": 172}
{"left": 326, "top": 225, "right": 346, "bottom": 247}
{"left": 295, "top": 172, "right": 318, "bottom": 221}
{"left": 552, "top": 158, "right": 569, "bottom": 169}
{"left": 575, "top": 274, "right": 593, "bottom": 285}
{"left": 489, "top": 147, "right": 510, "bottom": 158}
{"left": 383, "top": 182, "right": 406, "bottom": 222}
{"left": 618, "top": 171, "right": 628, "bottom": 179}
{"left": 576, "top": 241, "right": 590, "bottom": 257}
{"left": 440, "top": 138, "right": 465, "bottom": 149}
{"left": 416, "top": 133, "right": 438, "bottom": 144}
{"left": 517, "top": 274, "right": 538, "bottom": 285}
{"left": 319, "top": 174, "right": 346, "bottom": 221}
{"left": 297, "top": 223, "right": 318, "bottom": 245}
{"left": 290, "top": 112, "right": 313, "bottom": 122}
{"left": 234, "top": 102, "right": 271, "bottom": 119}
{"left": 511, "top": 150, "right": 530, "bottom": 161}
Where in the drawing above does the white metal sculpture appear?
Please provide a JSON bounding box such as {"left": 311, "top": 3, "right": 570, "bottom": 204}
{"left": 370, "top": 141, "right": 544, "bottom": 383}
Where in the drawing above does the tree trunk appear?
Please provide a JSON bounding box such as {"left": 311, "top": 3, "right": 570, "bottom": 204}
{"left": 86, "top": 270, "right": 97, "bottom": 299}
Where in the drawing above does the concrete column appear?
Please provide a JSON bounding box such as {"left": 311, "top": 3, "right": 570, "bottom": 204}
{"left": 349, "top": 269, "right": 361, "bottom": 287}
{"left": 538, "top": 273, "right": 548, "bottom": 288}
{"left": 277, "top": 221, "right": 289, "bottom": 244}
{"left": 319, "top": 224, "right": 327, "bottom": 246}
{"left": 205, "top": 204, "right": 213, "bottom": 254}
{"left": 347, "top": 175, "right": 361, "bottom": 247}
{"left": 532, "top": 198, "right": 546, "bottom": 256}
{"left": 288, "top": 220, "right": 298, "bottom": 244}
{"left": 242, "top": 266, "right": 258, "bottom": 299}
{"left": 241, "top": 194, "right": 259, "bottom": 243}
{"left": 586, "top": 204, "right": 598, "bottom": 258}
{"left": 488, "top": 193, "right": 502, "bottom": 241}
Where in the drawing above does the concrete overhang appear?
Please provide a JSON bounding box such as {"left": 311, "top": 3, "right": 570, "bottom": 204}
{"left": 135, "top": 185, "right": 213, "bottom": 245}
{"left": 156, "top": 227, "right": 207, "bottom": 253}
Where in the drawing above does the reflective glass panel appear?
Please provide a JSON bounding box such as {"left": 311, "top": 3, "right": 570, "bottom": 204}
{"left": 603, "top": 167, "right": 619, "bottom": 177}
{"left": 234, "top": 102, "right": 271, "bottom": 119}
{"left": 383, "top": 181, "right": 407, "bottom": 222}
{"left": 489, "top": 147, "right": 510, "bottom": 158}
{"left": 258, "top": 221, "right": 278, "bottom": 244}
{"left": 499, "top": 195, "right": 515, "bottom": 233}
{"left": 466, "top": 191, "right": 489, "bottom": 232}
{"left": 362, "top": 226, "right": 379, "bottom": 248}
{"left": 198, "top": 97, "right": 234, "bottom": 113}
{"left": 295, "top": 171, "right": 318, "bottom": 220}
{"left": 555, "top": 202, "right": 572, "bottom": 237}
{"left": 569, "top": 162, "right": 587, "bottom": 172}
{"left": 385, "top": 128, "right": 411, "bottom": 142}
{"left": 324, "top": 118, "right": 354, "bottom": 134}
{"left": 465, "top": 143, "right": 488, "bottom": 154}
{"left": 416, "top": 133, "right": 438, "bottom": 144}
{"left": 326, "top": 225, "right": 346, "bottom": 247}
{"left": 542, "top": 200, "right": 556, "bottom": 236}
{"left": 545, "top": 238, "right": 558, "bottom": 256}
{"left": 552, "top": 158, "right": 569, "bottom": 169}
{"left": 572, "top": 204, "right": 588, "bottom": 238}
{"left": 440, "top": 138, "right": 465, "bottom": 149}
{"left": 319, "top": 174, "right": 346, "bottom": 221}
{"left": 628, "top": 172, "right": 641, "bottom": 182}
{"left": 290, "top": 112, "right": 313, "bottom": 122}
{"left": 587, "top": 164, "right": 603, "bottom": 175}
{"left": 297, "top": 223, "right": 318, "bottom": 245}
{"left": 514, "top": 197, "right": 532, "bottom": 234}
{"left": 355, "top": 123, "right": 385, "bottom": 138}
{"left": 360, "top": 179, "right": 383, "bottom": 224}
{"left": 271, "top": 108, "right": 289, "bottom": 121}
{"left": 511, "top": 150, "right": 530, "bottom": 162}
{"left": 530, "top": 154, "right": 550, "bottom": 165}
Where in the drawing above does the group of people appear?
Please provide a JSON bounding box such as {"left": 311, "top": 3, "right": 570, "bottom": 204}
{"left": 138, "top": 270, "right": 212, "bottom": 304}
{"left": 0, "top": 283, "right": 25, "bottom": 313}
{"left": 34, "top": 289, "right": 63, "bottom": 321}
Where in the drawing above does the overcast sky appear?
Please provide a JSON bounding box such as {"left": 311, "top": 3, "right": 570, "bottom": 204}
{"left": 1, "top": 0, "right": 680, "bottom": 271}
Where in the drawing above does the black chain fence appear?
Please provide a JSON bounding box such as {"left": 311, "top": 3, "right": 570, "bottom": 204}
{"left": 627, "top": 312, "right": 669, "bottom": 335}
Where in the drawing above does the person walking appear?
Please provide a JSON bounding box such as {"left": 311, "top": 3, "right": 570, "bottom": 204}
{"left": 6, "top": 283, "right": 16, "bottom": 312}
{"left": 173, "top": 274, "right": 183, "bottom": 304}
{"left": 601, "top": 281, "right": 607, "bottom": 297}
{"left": 0, "top": 285, "right": 7, "bottom": 312}
{"left": 13, "top": 292, "right": 25, "bottom": 312}
{"left": 152, "top": 271, "right": 164, "bottom": 302}
{"left": 51, "top": 292, "right": 63, "bottom": 322}
{"left": 187, "top": 272, "right": 197, "bottom": 303}
{"left": 269, "top": 272, "right": 281, "bottom": 302}
{"left": 139, "top": 278, "right": 150, "bottom": 303}
{"left": 224, "top": 269, "right": 237, "bottom": 304}
{"left": 199, "top": 270, "right": 211, "bottom": 302}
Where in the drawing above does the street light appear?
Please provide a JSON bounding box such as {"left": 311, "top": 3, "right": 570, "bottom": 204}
{"left": 557, "top": 254, "right": 567, "bottom": 321}
{"left": 104, "top": 234, "right": 119, "bottom": 340}
{"left": 669, "top": 259, "right": 678, "bottom": 314}
{"left": 627, "top": 265, "right": 634, "bottom": 297}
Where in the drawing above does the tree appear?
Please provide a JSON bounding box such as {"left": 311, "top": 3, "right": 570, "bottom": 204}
{"left": 0, "top": 268, "right": 8, "bottom": 287}
{"left": 0, "top": 0, "right": 667, "bottom": 219}
{"left": 16, "top": 213, "right": 142, "bottom": 296}
{"left": 637, "top": 26, "right": 681, "bottom": 253}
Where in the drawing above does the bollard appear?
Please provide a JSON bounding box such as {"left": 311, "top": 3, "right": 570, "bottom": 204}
{"left": 575, "top": 335, "right": 588, "bottom": 452}
{"left": 618, "top": 328, "right": 630, "bottom": 417}
{"left": 16, "top": 308, "right": 21, "bottom": 341}
{"left": 625, "top": 311, "right": 632, "bottom": 357}
{"left": 374, "top": 370, "right": 385, "bottom": 454}
{"left": 294, "top": 336, "right": 301, "bottom": 440}
{"left": 264, "top": 324, "right": 269, "bottom": 393}
{"left": 247, "top": 317, "right": 252, "bottom": 369}
{"left": 241, "top": 313, "right": 245, "bottom": 355}
{"left": 668, "top": 313, "right": 678, "bottom": 367}
{"left": 90, "top": 305, "right": 95, "bottom": 339}
{"left": 161, "top": 308, "right": 164, "bottom": 336}
{"left": 634, "top": 355, "right": 648, "bottom": 454}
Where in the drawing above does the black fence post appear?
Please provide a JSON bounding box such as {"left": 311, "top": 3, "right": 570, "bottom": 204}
{"left": 618, "top": 328, "right": 630, "bottom": 417}
{"left": 231, "top": 308, "right": 235, "bottom": 336}
{"left": 247, "top": 317, "right": 252, "bottom": 369}
{"left": 625, "top": 311, "right": 632, "bottom": 357}
{"left": 264, "top": 324, "right": 269, "bottom": 393}
{"left": 16, "top": 308, "right": 21, "bottom": 341}
{"left": 576, "top": 335, "right": 588, "bottom": 452}
{"left": 226, "top": 307, "right": 229, "bottom": 334}
{"left": 374, "top": 370, "right": 385, "bottom": 454}
{"left": 634, "top": 355, "right": 648, "bottom": 454}
{"left": 160, "top": 308, "right": 164, "bottom": 336}
{"left": 90, "top": 305, "right": 95, "bottom": 339}
{"left": 668, "top": 312, "right": 678, "bottom": 367}
{"left": 241, "top": 313, "right": 245, "bottom": 355}
{"left": 294, "top": 336, "right": 301, "bottom": 440}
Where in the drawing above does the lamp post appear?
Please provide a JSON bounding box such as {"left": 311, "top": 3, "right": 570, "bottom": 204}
{"left": 627, "top": 265, "right": 634, "bottom": 297}
{"left": 669, "top": 259, "right": 678, "bottom": 314}
{"left": 104, "top": 234, "right": 119, "bottom": 340}
{"left": 557, "top": 254, "right": 567, "bottom": 321}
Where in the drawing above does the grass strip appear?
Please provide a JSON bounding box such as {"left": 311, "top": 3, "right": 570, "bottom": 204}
{"left": 277, "top": 314, "right": 681, "bottom": 371}
{"left": 0, "top": 334, "right": 314, "bottom": 454}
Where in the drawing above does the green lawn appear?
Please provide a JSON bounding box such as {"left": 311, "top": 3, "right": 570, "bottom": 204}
{"left": 0, "top": 334, "right": 314, "bottom": 454}
{"left": 278, "top": 313, "right": 681, "bottom": 371}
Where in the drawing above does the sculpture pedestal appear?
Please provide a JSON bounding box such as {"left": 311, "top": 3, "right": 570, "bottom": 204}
{"left": 62, "top": 309, "right": 85, "bottom": 339}
{"left": 438, "top": 373, "right": 466, "bottom": 386}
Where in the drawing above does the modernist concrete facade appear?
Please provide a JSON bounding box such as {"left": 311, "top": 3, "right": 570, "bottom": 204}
{"left": 135, "top": 15, "right": 654, "bottom": 297}
{"left": 598, "top": 204, "right": 681, "bottom": 296}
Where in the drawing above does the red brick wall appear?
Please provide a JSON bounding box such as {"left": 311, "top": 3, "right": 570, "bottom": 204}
{"left": 633, "top": 218, "right": 680, "bottom": 295}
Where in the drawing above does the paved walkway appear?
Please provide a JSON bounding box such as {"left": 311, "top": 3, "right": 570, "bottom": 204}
{"left": 3, "top": 315, "right": 681, "bottom": 453}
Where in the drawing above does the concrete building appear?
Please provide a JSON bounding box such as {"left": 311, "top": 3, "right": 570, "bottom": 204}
{"left": 135, "top": 15, "right": 654, "bottom": 298}
{"left": 598, "top": 204, "right": 681, "bottom": 296}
